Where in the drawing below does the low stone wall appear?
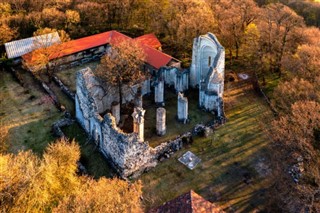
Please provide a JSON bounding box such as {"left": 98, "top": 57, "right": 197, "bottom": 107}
{"left": 52, "top": 117, "right": 74, "bottom": 138}
{"left": 53, "top": 76, "right": 75, "bottom": 101}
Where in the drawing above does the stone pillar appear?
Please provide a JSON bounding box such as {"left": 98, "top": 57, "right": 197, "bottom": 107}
{"left": 155, "top": 80, "right": 164, "bottom": 105}
{"left": 177, "top": 92, "right": 188, "bottom": 124}
{"left": 111, "top": 101, "right": 120, "bottom": 125}
{"left": 156, "top": 107, "right": 166, "bottom": 136}
{"left": 132, "top": 107, "right": 145, "bottom": 142}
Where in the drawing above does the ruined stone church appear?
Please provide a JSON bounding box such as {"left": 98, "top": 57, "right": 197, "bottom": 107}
{"left": 75, "top": 31, "right": 225, "bottom": 178}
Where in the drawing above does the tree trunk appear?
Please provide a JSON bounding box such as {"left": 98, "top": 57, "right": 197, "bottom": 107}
{"left": 118, "top": 79, "right": 122, "bottom": 112}
{"left": 229, "top": 49, "right": 233, "bottom": 63}
{"left": 235, "top": 41, "right": 239, "bottom": 59}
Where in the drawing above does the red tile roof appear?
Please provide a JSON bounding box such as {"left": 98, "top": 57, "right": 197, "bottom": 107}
{"left": 22, "top": 30, "right": 174, "bottom": 69}
{"left": 148, "top": 190, "right": 224, "bottom": 213}
{"left": 134, "top": 33, "right": 162, "bottom": 49}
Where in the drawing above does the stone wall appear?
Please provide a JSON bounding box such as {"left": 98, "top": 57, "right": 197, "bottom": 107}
{"left": 158, "top": 67, "right": 189, "bottom": 92}
{"left": 190, "top": 33, "right": 225, "bottom": 116}
{"left": 76, "top": 68, "right": 157, "bottom": 177}
{"left": 50, "top": 45, "right": 108, "bottom": 71}
{"left": 75, "top": 67, "right": 150, "bottom": 114}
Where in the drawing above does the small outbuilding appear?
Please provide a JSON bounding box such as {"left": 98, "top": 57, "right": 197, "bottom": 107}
{"left": 4, "top": 32, "right": 60, "bottom": 64}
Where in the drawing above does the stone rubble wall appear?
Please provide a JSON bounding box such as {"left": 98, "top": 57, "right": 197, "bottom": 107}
{"left": 76, "top": 67, "right": 223, "bottom": 178}
{"left": 53, "top": 76, "right": 75, "bottom": 101}
{"left": 76, "top": 67, "right": 150, "bottom": 114}
{"left": 76, "top": 68, "right": 157, "bottom": 178}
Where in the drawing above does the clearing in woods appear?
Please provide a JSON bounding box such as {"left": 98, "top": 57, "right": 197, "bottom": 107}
{"left": 0, "top": 68, "right": 275, "bottom": 211}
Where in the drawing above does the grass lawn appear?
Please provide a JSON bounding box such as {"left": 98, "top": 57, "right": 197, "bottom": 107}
{"left": 55, "top": 61, "right": 99, "bottom": 93}
{"left": 144, "top": 89, "right": 214, "bottom": 147}
{"left": 0, "top": 69, "right": 62, "bottom": 154}
{"left": 140, "top": 79, "right": 274, "bottom": 212}
{"left": 258, "top": 72, "right": 281, "bottom": 98}
{"left": 0, "top": 69, "right": 115, "bottom": 179}
{"left": 62, "top": 123, "right": 116, "bottom": 178}
{"left": 1, "top": 66, "right": 275, "bottom": 211}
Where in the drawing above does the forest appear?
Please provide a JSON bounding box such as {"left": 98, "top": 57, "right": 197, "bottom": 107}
{"left": 1, "top": 0, "right": 320, "bottom": 212}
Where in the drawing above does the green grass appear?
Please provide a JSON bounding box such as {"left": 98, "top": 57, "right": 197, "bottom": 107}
{"left": 62, "top": 123, "right": 116, "bottom": 178}
{"left": 259, "top": 72, "right": 281, "bottom": 98}
{"left": 48, "top": 81, "right": 76, "bottom": 115}
{"left": 1, "top": 67, "right": 276, "bottom": 211}
{"left": 144, "top": 89, "right": 214, "bottom": 147}
{"left": 55, "top": 61, "right": 99, "bottom": 93}
{"left": 140, "top": 81, "right": 274, "bottom": 212}
{"left": 0, "top": 68, "right": 115, "bottom": 178}
{"left": 0, "top": 69, "right": 63, "bottom": 155}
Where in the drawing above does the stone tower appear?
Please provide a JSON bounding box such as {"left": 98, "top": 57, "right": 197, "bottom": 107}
{"left": 190, "top": 33, "right": 225, "bottom": 117}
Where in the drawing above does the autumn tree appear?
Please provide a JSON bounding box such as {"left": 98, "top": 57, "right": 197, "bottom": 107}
{"left": 53, "top": 178, "right": 142, "bottom": 213}
{"left": 65, "top": 10, "right": 80, "bottom": 36}
{"left": 75, "top": 2, "right": 108, "bottom": 35}
{"left": 41, "top": 7, "right": 66, "bottom": 29}
{"left": 256, "top": 3, "right": 304, "bottom": 75}
{"left": 0, "top": 23, "right": 17, "bottom": 46}
{"left": 95, "top": 40, "right": 146, "bottom": 109}
{"left": 176, "top": 0, "right": 216, "bottom": 52}
{"left": 282, "top": 27, "right": 320, "bottom": 81}
{"left": 272, "top": 77, "right": 319, "bottom": 114}
{"left": 212, "top": 0, "right": 260, "bottom": 59}
{"left": 268, "top": 101, "right": 320, "bottom": 212}
{"left": 0, "top": 138, "right": 143, "bottom": 212}
{"left": 24, "top": 28, "right": 70, "bottom": 82}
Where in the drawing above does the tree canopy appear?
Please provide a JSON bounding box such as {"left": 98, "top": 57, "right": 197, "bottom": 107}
{"left": 0, "top": 138, "right": 143, "bottom": 212}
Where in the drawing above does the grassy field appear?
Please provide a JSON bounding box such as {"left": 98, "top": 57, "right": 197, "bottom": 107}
{"left": 144, "top": 89, "right": 214, "bottom": 147}
{"left": 1, "top": 67, "right": 275, "bottom": 212}
{"left": 55, "top": 61, "right": 99, "bottom": 92}
{"left": 62, "top": 123, "right": 116, "bottom": 178}
{"left": 0, "top": 69, "right": 62, "bottom": 154}
{"left": 0, "top": 69, "right": 115, "bottom": 179}
{"left": 140, "top": 79, "right": 274, "bottom": 212}
{"left": 258, "top": 72, "right": 281, "bottom": 98}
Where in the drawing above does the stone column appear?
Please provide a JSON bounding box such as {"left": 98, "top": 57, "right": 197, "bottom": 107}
{"left": 155, "top": 80, "right": 164, "bottom": 105}
{"left": 132, "top": 107, "right": 145, "bottom": 142}
{"left": 177, "top": 92, "right": 188, "bottom": 124}
{"left": 156, "top": 107, "right": 166, "bottom": 136}
{"left": 111, "top": 101, "right": 120, "bottom": 125}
